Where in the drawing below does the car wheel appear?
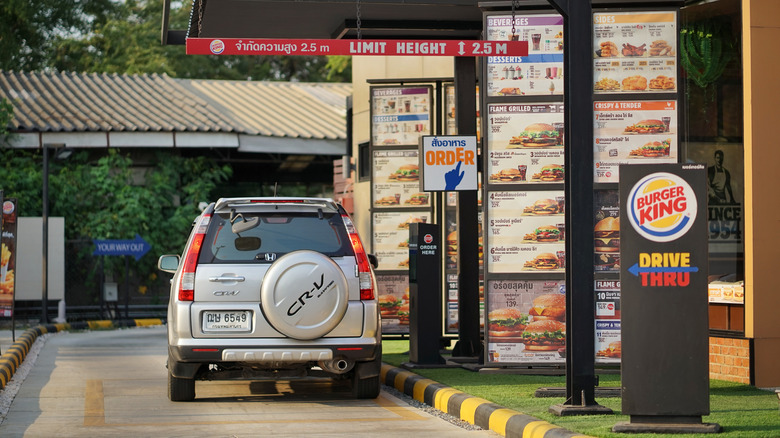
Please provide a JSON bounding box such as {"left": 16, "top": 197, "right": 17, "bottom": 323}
{"left": 168, "top": 369, "right": 195, "bottom": 402}
{"left": 261, "top": 250, "right": 349, "bottom": 340}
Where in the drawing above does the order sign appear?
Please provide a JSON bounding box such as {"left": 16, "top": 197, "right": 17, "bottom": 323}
{"left": 187, "top": 38, "right": 528, "bottom": 57}
{"left": 420, "top": 136, "right": 478, "bottom": 191}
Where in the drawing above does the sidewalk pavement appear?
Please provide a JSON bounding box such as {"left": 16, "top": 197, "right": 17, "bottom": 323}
{"left": 1, "top": 321, "right": 589, "bottom": 438}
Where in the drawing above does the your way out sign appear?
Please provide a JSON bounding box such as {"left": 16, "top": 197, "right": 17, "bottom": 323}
{"left": 93, "top": 234, "right": 151, "bottom": 261}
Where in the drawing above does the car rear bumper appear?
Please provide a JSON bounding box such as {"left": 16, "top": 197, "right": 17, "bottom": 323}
{"left": 168, "top": 337, "right": 381, "bottom": 378}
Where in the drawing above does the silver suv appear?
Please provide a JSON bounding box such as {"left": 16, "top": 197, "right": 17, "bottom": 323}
{"left": 158, "top": 197, "right": 381, "bottom": 401}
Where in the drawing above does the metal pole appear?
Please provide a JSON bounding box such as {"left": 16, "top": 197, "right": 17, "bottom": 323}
{"left": 42, "top": 145, "right": 49, "bottom": 324}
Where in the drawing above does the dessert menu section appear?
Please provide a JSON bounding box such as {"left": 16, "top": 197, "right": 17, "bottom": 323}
{"left": 372, "top": 150, "right": 429, "bottom": 208}
{"left": 594, "top": 100, "right": 677, "bottom": 183}
{"left": 485, "top": 14, "right": 564, "bottom": 96}
{"left": 486, "top": 191, "right": 565, "bottom": 274}
{"left": 487, "top": 103, "right": 565, "bottom": 185}
{"left": 371, "top": 86, "right": 432, "bottom": 146}
{"left": 593, "top": 11, "right": 677, "bottom": 93}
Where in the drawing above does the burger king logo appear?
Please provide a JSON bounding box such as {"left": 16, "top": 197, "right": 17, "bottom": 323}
{"left": 627, "top": 172, "right": 696, "bottom": 242}
{"left": 209, "top": 39, "right": 225, "bottom": 55}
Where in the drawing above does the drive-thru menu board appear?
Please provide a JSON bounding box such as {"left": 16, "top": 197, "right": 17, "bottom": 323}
{"left": 485, "top": 14, "right": 564, "bottom": 97}
{"left": 483, "top": 11, "right": 567, "bottom": 366}
{"left": 593, "top": 11, "right": 677, "bottom": 94}
{"left": 372, "top": 150, "right": 429, "bottom": 208}
{"left": 595, "top": 280, "right": 621, "bottom": 363}
{"left": 594, "top": 100, "right": 677, "bottom": 183}
{"left": 371, "top": 86, "right": 432, "bottom": 146}
{"left": 487, "top": 280, "right": 566, "bottom": 364}
{"left": 487, "top": 103, "right": 565, "bottom": 185}
{"left": 487, "top": 191, "right": 565, "bottom": 274}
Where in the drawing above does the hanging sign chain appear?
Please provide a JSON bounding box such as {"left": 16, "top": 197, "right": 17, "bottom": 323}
{"left": 356, "top": 0, "right": 362, "bottom": 40}
{"left": 510, "top": 0, "right": 518, "bottom": 40}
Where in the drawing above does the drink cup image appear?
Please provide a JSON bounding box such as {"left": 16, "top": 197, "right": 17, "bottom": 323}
{"left": 532, "top": 34, "right": 542, "bottom": 51}
{"left": 662, "top": 116, "right": 671, "bottom": 132}
{"left": 517, "top": 165, "right": 527, "bottom": 180}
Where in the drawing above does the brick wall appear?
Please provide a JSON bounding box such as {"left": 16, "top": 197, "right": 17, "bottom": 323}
{"left": 709, "top": 336, "right": 750, "bottom": 384}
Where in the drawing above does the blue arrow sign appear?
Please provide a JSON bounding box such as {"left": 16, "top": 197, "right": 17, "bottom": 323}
{"left": 93, "top": 234, "right": 151, "bottom": 261}
{"left": 628, "top": 263, "right": 699, "bottom": 277}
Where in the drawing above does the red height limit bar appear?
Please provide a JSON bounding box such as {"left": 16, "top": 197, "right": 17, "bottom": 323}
{"left": 186, "top": 38, "right": 528, "bottom": 57}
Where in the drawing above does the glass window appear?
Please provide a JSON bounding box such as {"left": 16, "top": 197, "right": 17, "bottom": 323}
{"left": 681, "top": 0, "right": 744, "bottom": 332}
{"left": 202, "top": 212, "right": 351, "bottom": 262}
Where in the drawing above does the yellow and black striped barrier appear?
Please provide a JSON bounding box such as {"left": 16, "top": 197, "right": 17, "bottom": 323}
{"left": 380, "top": 363, "right": 592, "bottom": 438}
{"left": 0, "top": 319, "right": 164, "bottom": 390}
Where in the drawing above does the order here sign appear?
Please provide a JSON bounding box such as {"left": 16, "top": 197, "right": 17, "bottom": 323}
{"left": 420, "top": 136, "right": 478, "bottom": 191}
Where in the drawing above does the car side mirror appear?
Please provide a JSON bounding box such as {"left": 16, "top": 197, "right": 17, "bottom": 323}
{"left": 367, "top": 253, "right": 379, "bottom": 270}
{"left": 157, "top": 254, "right": 180, "bottom": 273}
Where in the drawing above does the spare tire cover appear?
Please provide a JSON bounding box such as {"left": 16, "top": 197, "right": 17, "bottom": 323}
{"left": 260, "top": 250, "right": 349, "bottom": 340}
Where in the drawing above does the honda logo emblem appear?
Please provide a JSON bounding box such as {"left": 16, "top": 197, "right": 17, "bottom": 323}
{"left": 264, "top": 253, "right": 277, "bottom": 262}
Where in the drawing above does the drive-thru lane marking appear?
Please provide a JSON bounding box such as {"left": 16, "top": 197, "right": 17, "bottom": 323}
{"left": 82, "top": 379, "right": 428, "bottom": 427}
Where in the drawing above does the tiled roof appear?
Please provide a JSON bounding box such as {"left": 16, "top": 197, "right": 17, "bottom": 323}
{"left": 0, "top": 70, "right": 350, "bottom": 149}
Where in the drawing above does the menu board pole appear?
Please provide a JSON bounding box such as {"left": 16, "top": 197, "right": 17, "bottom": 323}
{"left": 450, "top": 56, "right": 482, "bottom": 360}
{"left": 547, "top": 0, "right": 612, "bottom": 416}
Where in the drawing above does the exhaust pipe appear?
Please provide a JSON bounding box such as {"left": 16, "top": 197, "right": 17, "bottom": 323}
{"left": 318, "top": 358, "right": 354, "bottom": 374}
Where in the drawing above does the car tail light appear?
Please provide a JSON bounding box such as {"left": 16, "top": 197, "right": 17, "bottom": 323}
{"left": 179, "top": 213, "right": 211, "bottom": 301}
{"left": 341, "top": 212, "right": 375, "bottom": 301}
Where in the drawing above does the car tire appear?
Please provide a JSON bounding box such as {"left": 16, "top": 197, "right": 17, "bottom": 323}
{"left": 168, "top": 370, "right": 196, "bottom": 402}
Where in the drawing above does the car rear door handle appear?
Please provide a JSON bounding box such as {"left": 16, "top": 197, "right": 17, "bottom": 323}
{"left": 209, "top": 276, "right": 246, "bottom": 282}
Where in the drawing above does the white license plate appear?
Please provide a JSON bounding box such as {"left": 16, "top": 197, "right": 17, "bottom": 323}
{"left": 202, "top": 311, "right": 252, "bottom": 332}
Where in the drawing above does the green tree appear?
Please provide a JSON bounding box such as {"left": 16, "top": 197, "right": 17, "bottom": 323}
{"left": 49, "top": 0, "right": 351, "bottom": 81}
{"left": 0, "top": 148, "right": 232, "bottom": 301}
{"left": 0, "top": 0, "right": 118, "bottom": 71}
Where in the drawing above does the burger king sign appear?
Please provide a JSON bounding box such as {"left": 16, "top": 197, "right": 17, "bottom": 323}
{"left": 627, "top": 172, "right": 697, "bottom": 242}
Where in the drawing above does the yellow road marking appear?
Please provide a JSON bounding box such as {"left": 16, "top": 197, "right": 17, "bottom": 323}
{"left": 81, "top": 380, "right": 428, "bottom": 427}
{"left": 83, "top": 380, "right": 105, "bottom": 426}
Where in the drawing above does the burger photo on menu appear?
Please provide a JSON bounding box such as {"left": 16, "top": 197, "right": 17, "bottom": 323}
{"left": 629, "top": 139, "right": 670, "bottom": 158}
{"left": 375, "top": 195, "right": 400, "bottom": 206}
{"left": 522, "top": 198, "right": 560, "bottom": 215}
{"left": 520, "top": 320, "right": 566, "bottom": 351}
{"left": 624, "top": 119, "right": 666, "bottom": 134}
{"left": 529, "top": 293, "right": 566, "bottom": 322}
{"left": 507, "top": 123, "right": 562, "bottom": 148}
{"left": 487, "top": 308, "right": 529, "bottom": 339}
{"left": 404, "top": 193, "right": 429, "bottom": 205}
{"left": 594, "top": 217, "right": 620, "bottom": 253}
{"left": 523, "top": 225, "right": 561, "bottom": 243}
{"left": 378, "top": 294, "right": 402, "bottom": 317}
{"left": 490, "top": 168, "right": 524, "bottom": 182}
{"left": 446, "top": 230, "right": 458, "bottom": 262}
{"left": 388, "top": 164, "right": 419, "bottom": 181}
{"left": 398, "top": 217, "right": 425, "bottom": 229}
{"left": 531, "top": 164, "right": 564, "bottom": 182}
{"left": 397, "top": 303, "right": 410, "bottom": 325}
{"left": 523, "top": 252, "right": 559, "bottom": 270}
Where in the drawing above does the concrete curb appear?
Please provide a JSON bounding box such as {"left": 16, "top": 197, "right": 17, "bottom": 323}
{"left": 380, "top": 363, "right": 592, "bottom": 438}
{"left": 0, "top": 318, "right": 165, "bottom": 390}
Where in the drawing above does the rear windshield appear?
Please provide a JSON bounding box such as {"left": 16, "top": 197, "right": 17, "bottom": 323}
{"left": 199, "top": 211, "right": 352, "bottom": 263}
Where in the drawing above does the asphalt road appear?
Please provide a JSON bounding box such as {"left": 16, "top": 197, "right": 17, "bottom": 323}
{"left": 0, "top": 326, "right": 499, "bottom": 437}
